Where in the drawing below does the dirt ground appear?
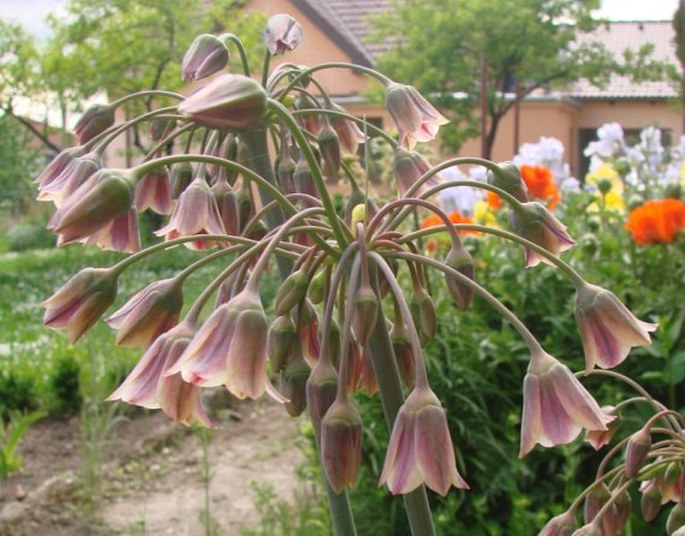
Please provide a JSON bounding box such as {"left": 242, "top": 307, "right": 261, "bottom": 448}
{"left": 0, "top": 399, "right": 306, "bottom": 536}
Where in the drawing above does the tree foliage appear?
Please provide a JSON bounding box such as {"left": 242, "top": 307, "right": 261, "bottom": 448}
{"left": 371, "top": 0, "right": 676, "bottom": 157}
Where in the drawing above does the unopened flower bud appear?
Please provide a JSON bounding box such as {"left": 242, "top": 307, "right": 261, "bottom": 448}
{"left": 320, "top": 400, "right": 362, "bottom": 493}
{"left": 74, "top": 103, "right": 115, "bottom": 144}
{"left": 182, "top": 34, "right": 229, "bottom": 82}
{"left": 277, "top": 150, "right": 296, "bottom": 193}
{"left": 666, "top": 462, "right": 683, "bottom": 486}
{"left": 571, "top": 522, "right": 602, "bottom": 536}
{"left": 43, "top": 267, "right": 118, "bottom": 342}
{"left": 49, "top": 168, "right": 135, "bottom": 244}
{"left": 294, "top": 155, "right": 317, "bottom": 201}
{"left": 211, "top": 179, "right": 240, "bottom": 236}
{"left": 329, "top": 102, "right": 365, "bottom": 155}
{"left": 411, "top": 287, "right": 437, "bottom": 345}
{"left": 391, "top": 323, "right": 415, "bottom": 388}
{"left": 641, "top": 482, "right": 663, "bottom": 521}
{"left": 306, "top": 360, "right": 338, "bottom": 436}
{"left": 614, "top": 487, "right": 631, "bottom": 534}
{"left": 280, "top": 354, "right": 310, "bottom": 417}
{"left": 307, "top": 270, "right": 325, "bottom": 304}
{"left": 358, "top": 347, "right": 378, "bottom": 396}
{"left": 326, "top": 318, "right": 342, "bottom": 369}
{"left": 539, "top": 510, "right": 576, "bottom": 535}
{"left": 596, "top": 178, "right": 613, "bottom": 196}
{"left": 625, "top": 427, "right": 652, "bottom": 478}
{"left": 178, "top": 74, "right": 267, "bottom": 130}
{"left": 318, "top": 119, "right": 341, "bottom": 183}
{"left": 267, "top": 314, "right": 297, "bottom": 372}
{"left": 486, "top": 161, "right": 529, "bottom": 203}
{"left": 352, "top": 284, "right": 379, "bottom": 347}
{"left": 298, "top": 300, "right": 320, "bottom": 363}
{"left": 264, "top": 14, "right": 303, "bottom": 55}
{"left": 237, "top": 182, "right": 254, "bottom": 233}
{"left": 583, "top": 482, "right": 615, "bottom": 535}
{"left": 392, "top": 146, "right": 434, "bottom": 196}
{"left": 444, "top": 242, "right": 475, "bottom": 310}
{"left": 667, "top": 502, "right": 685, "bottom": 534}
{"left": 275, "top": 270, "right": 309, "bottom": 316}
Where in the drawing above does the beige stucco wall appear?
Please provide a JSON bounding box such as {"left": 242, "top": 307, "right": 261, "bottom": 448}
{"left": 575, "top": 100, "right": 681, "bottom": 132}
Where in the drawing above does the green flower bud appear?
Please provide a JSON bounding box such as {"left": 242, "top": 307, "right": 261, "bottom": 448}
{"left": 486, "top": 161, "right": 529, "bottom": 203}
{"left": 275, "top": 270, "right": 309, "bottom": 317}
{"left": 280, "top": 354, "right": 310, "bottom": 417}
{"left": 308, "top": 270, "right": 325, "bottom": 305}
{"left": 267, "top": 314, "right": 297, "bottom": 372}
{"left": 444, "top": 242, "right": 475, "bottom": 311}
{"left": 352, "top": 285, "right": 379, "bottom": 347}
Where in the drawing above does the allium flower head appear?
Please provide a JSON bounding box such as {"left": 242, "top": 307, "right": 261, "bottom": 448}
{"left": 107, "top": 278, "right": 183, "bottom": 349}
{"left": 509, "top": 202, "right": 575, "bottom": 267}
{"left": 108, "top": 321, "right": 212, "bottom": 427}
{"left": 155, "top": 177, "right": 226, "bottom": 250}
{"left": 178, "top": 74, "right": 267, "bottom": 130}
{"left": 74, "top": 103, "right": 115, "bottom": 144}
{"left": 574, "top": 282, "right": 657, "bottom": 372}
{"left": 519, "top": 349, "right": 611, "bottom": 458}
{"left": 168, "top": 290, "right": 269, "bottom": 400}
{"left": 380, "top": 387, "right": 469, "bottom": 496}
{"left": 181, "top": 34, "right": 229, "bottom": 82}
{"left": 264, "top": 14, "right": 303, "bottom": 55}
{"left": 43, "top": 267, "right": 118, "bottom": 343}
{"left": 385, "top": 82, "right": 448, "bottom": 150}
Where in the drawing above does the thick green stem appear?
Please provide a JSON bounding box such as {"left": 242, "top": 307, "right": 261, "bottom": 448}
{"left": 366, "top": 271, "right": 436, "bottom": 536}
{"left": 241, "top": 124, "right": 293, "bottom": 279}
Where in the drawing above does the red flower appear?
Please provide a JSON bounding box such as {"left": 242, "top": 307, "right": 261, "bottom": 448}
{"left": 625, "top": 199, "right": 685, "bottom": 245}
{"left": 520, "top": 165, "right": 560, "bottom": 209}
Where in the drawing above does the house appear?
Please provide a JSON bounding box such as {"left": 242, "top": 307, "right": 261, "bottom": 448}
{"left": 245, "top": 0, "right": 682, "bottom": 176}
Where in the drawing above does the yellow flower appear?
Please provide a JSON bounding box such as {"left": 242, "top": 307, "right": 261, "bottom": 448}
{"left": 585, "top": 163, "right": 624, "bottom": 196}
{"left": 474, "top": 201, "right": 497, "bottom": 227}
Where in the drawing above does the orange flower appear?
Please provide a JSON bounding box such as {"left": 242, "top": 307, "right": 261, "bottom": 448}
{"left": 448, "top": 211, "right": 479, "bottom": 236}
{"left": 420, "top": 214, "right": 443, "bottom": 229}
{"left": 625, "top": 199, "right": 685, "bottom": 245}
{"left": 520, "top": 165, "right": 560, "bottom": 210}
{"left": 487, "top": 191, "right": 502, "bottom": 209}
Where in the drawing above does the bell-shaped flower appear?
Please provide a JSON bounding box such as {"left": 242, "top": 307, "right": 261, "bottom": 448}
{"left": 43, "top": 267, "right": 118, "bottom": 343}
{"left": 264, "top": 14, "right": 303, "bottom": 55}
{"left": 80, "top": 208, "right": 141, "bottom": 253}
{"left": 392, "top": 147, "right": 442, "bottom": 196}
{"left": 574, "top": 282, "right": 657, "bottom": 373}
{"left": 48, "top": 168, "right": 135, "bottom": 245}
{"left": 38, "top": 152, "right": 100, "bottom": 207}
{"left": 107, "top": 278, "right": 184, "bottom": 349}
{"left": 539, "top": 510, "right": 576, "bottom": 535}
{"left": 306, "top": 358, "right": 338, "bottom": 437}
{"left": 167, "top": 290, "right": 270, "bottom": 400}
{"left": 135, "top": 168, "right": 172, "bottom": 215}
{"left": 35, "top": 147, "right": 85, "bottom": 195}
{"left": 155, "top": 177, "right": 226, "bottom": 250}
{"left": 509, "top": 202, "right": 575, "bottom": 268}
{"left": 385, "top": 82, "right": 448, "bottom": 150}
{"left": 74, "top": 103, "right": 116, "bottom": 144}
{"left": 584, "top": 406, "right": 620, "bottom": 450}
{"left": 182, "top": 34, "right": 229, "bottom": 82}
{"left": 519, "top": 349, "right": 612, "bottom": 458}
{"left": 380, "top": 387, "right": 469, "bottom": 496}
{"left": 320, "top": 399, "right": 362, "bottom": 493}
{"left": 211, "top": 179, "right": 240, "bottom": 236}
{"left": 178, "top": 73, "right": 267, "bottom": 130}
{"left": 329, "top": 102, "right": 365, "bottom": 155}
{"left": 108, "top": 321, "right": 213, "bottom": 427}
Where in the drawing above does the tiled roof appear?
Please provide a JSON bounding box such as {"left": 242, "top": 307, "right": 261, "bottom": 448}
{"left": 570, "top": 21, "right": 680, "bottom": 99}
{"left": 296, "top": 2, "right": 679, "bottom": 99}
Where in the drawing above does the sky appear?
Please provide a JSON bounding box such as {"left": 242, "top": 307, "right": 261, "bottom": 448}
{"left": 1, "top": 0, "right": 682, "bottom": 39}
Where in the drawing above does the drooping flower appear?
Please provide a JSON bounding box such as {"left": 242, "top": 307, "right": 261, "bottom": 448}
{"left": 155, "top": 177, "right": 226, "bottom": 250}
{"left": 37, "top": 152, "right": 101, "bottom": 207}
{"left": 181, "top": 34, "right": 229, "bottom": 82}
{"left": 47, "top": 168, "right": 135, "bottom": 245}
{"left": 520, "top": 165, "right": 560, "bottom": 210}
{"left": 385, "top": 82, "right": 448, "bottom": 150}
{"left": 380, "top": 387, "right": 469, "bottom": 496}
{"left": 625, "top": 199, "right": 685, "bottom": 245}
{"left": 509, "top": 202, "right": 575, "bottom": 268}
{"left": 80, "top": 207, "right": 141, "bottom": 253}
{"left": 43, "top": 267, "right": 118, "bottom": 343}
{"left": 178, "top": 74, "right": 267, "bottom": 130}
{"left": 320, "top": 399, "right": 362, "bottom": 493}
{"left": 519, "top": 349, "right": 611, "bottom": 458}
{"left": 74, "top": 103, "right": 115, "bottom": 144}
{"left": 538, "top": 510, "right": 577, "bottom": 536}
{"left": 574, "top": 282, "right": 657, "bottom": 372}
{"left": 584, "top": 406, "right": 620, "bottom": 450}
{"left": 108, "top": 321, "right": 213, "bottom": 427}
{"left": 328, "top": 102, "right": 365, "bottom": 155}
{"left": 135, "top": 168, "right": 172, "bottom": 215}
{"left": 107, "top": 278, "right": 184, "bottom": 349}
{"left": 167, "top": 290, "right": 270, "bottom": 400}
{"left": 393, "top": 147, "right": 442, "bottom": 196}
{"left": 264, "top": 14, "right": 303, "bottom": 55}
